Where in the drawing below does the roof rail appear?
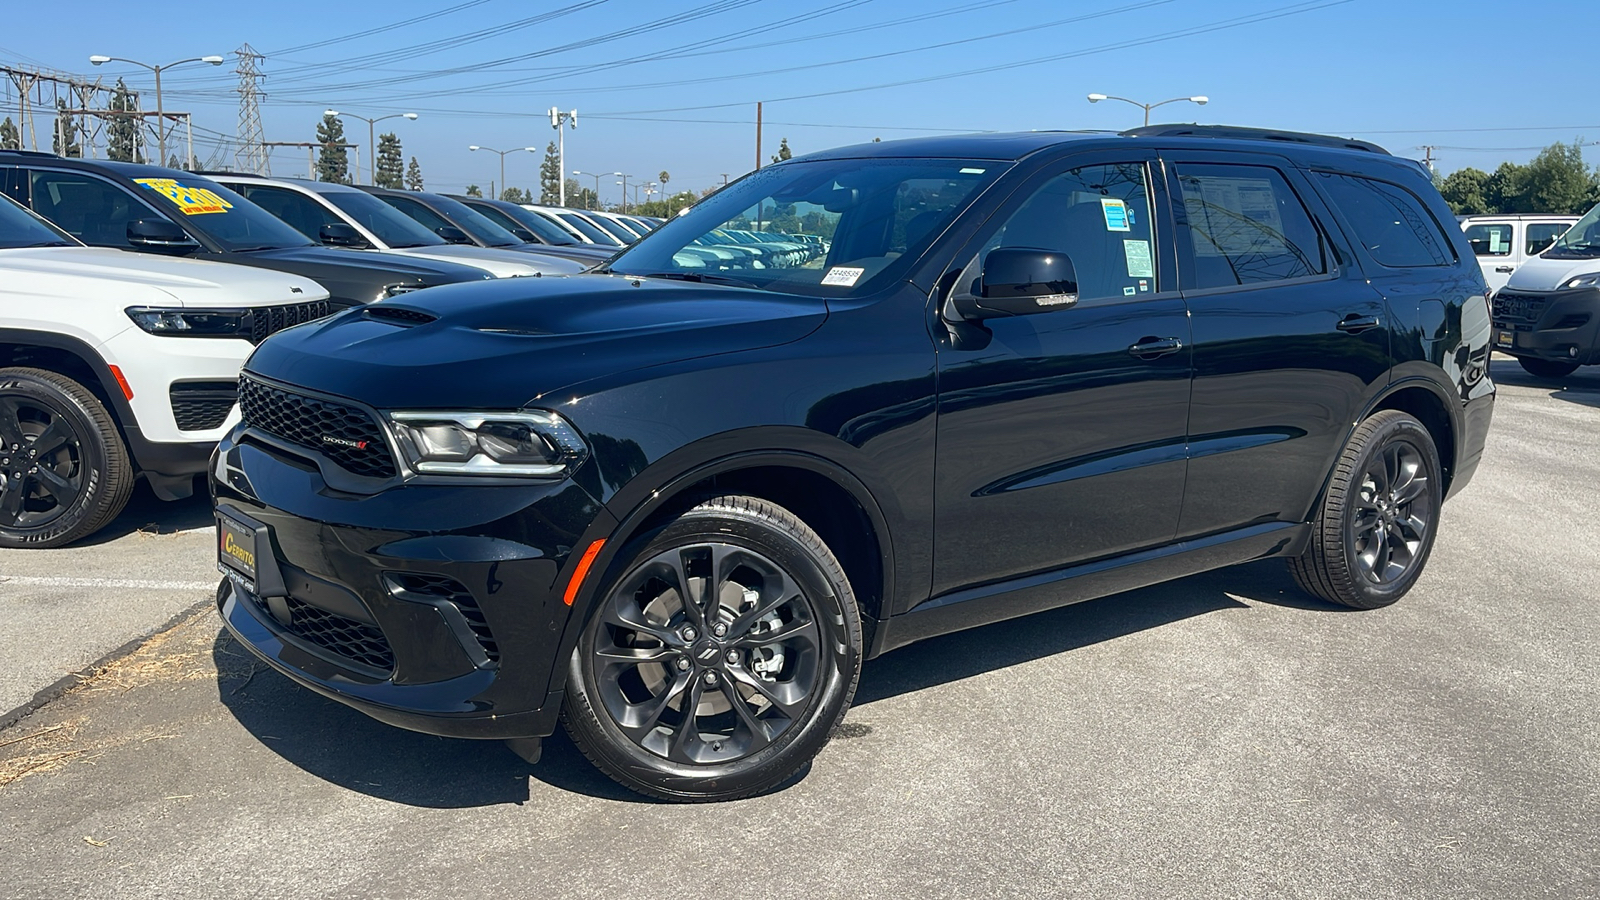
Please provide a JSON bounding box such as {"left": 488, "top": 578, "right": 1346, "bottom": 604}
{"left": 0, "top": 149, "right": 63, "bottom": 159}
{"left": 1123, "top": 124, "right": 1390, "bottom": 156}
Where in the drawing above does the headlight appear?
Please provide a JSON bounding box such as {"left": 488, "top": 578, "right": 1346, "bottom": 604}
{"left": 125, "top": 307, "right": 249, "bottom": 337}
{"left": 388, "top": 410, "right": 588, "bottom": 478}
{"left": 1561, "top": 273, "right": 1600, "bottom": 290}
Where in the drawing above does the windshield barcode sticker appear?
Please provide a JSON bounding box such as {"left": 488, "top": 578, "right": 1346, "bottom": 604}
{"left": 822, "top": 266, "right": 865, "bottom": 286}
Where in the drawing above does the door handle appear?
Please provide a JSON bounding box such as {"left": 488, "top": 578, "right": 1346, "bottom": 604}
{"left": 1336, "top": 314, "right": 1381, "bottom": 334}
{"left": 1494, "top": 266, "right": 1515, "bottom": 273}
{"left": 1128, "top": 337, "right": 1184, "bottom": 359}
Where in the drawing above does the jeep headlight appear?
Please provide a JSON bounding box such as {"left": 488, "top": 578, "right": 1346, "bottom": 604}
{"left": 1561, "top": 273, "right": 1600, "bottom": 290}
{"left": 126, "top": 307, "right": 249, "bottom": 337}
{"left": 388, "top": 410, "right": 587, "bottom": 478}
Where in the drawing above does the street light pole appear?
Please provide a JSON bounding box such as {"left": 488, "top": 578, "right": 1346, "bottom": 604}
{"left": 1086, "top": 93, "right": 1209, "bottom": 126}
{"left": 614, "top": 173, "right": 632, "bottom": 213}
{"left": 469, "top": 145, "right": 537, "bottom": 200}
{"left": 326, "top": 110, "right": 418, "bottom": 185}
{"left": 89, "top": 54, "right": 224, "bottom": 165}
{"left": 571, "top": 171, "right": 605, "bottom": 209}
{"left": 549, "top": 108, "right": 577, "bottom": 205}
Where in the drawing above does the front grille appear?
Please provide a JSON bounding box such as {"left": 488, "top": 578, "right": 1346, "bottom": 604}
{"left": 169, "top": 381, "right": 237, "bottom": 431}
{"left": 1492, "top": 291, "right": 1547, "bottom": 323}
{"left": 237, "top": 376, "right": 397, "bottom": 479}
{"left": 385, "top": 572, "right": 499, "bottom": 663}
{"left": 249, "top": 300, "right": 332, "bottom": 344}
{"left": 283, "top": 596, "right": 395, "bottom": 672}
{"left": 364, "top": 306, "right": 437, "bottom": 326}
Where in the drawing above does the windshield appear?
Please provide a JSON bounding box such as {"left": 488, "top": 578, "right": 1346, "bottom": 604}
{"left": 325, "top": 190, "right": 445, "bottom": 248}
{"left": 0, "top": 194, "right": 78, "bottom": 249}
{"left": 608, "top": 158, "right": 1007, "bottom": 296}
{"left": 132, "top": 175, "right": 315, "bottom": 251}
{"left": 428, "top": 195, "right": 523, "bottom": 247}
{"left": 557, "top": 211, "right": 621, "bottom": 245}
{"left": 471, "top": 201, "right": 579, "bottom": 245}
{"left": 588, "top": 214, "right": 639, "bottom": 243}
{"left": 1548, "top": 202, "right": 1600, "bottom": 257}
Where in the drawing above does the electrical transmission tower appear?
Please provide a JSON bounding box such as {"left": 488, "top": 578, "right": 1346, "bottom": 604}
{"left": 235, "top": 44, "right": 268, "bottom": 175}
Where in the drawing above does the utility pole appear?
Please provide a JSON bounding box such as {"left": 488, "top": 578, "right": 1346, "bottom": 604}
{"left": 549, "top": 107, "right": 576, "bottom": 205}
{"left": 755, "top": 101, "right": 763, "bottom": 171}
{"left": 1420, "top": 145, "right": 1436, "bottom": 172}
{"left": 264, "top": 140, "right": 355, "bottom": 180}
{"left": 720, "top": 173, "right": 730, "bottom": 186}
{"left": 235, "top": 45, "right": 268, "bottom": 175}
{"left": 89, "top": 55, "right": 225, "bottom": 167}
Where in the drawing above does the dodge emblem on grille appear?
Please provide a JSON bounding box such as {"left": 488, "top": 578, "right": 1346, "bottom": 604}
{"left": 321, "top": 435, "right": 369, "bottom": 450}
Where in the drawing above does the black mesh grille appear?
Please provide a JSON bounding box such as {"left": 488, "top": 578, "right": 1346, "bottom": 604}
{"left": 169, "top": 381, "right": 237, "bottom": 431}
{"left": 386, "top": 572, "right": 499, "bottom": 663}
{"left": 283, "top": 596, "right": 395, "bottom": 672}
{"left": 1493, "top": 291, "right": 1547, "bottom": 323}
{"left": 250, "top": 300, "right": 332, "bottom": 344}
{"left": 237, "top": 376, "right": 397, "bottom": 479}
{"left": 364, "top": 306, "right": 438, "bottom": 326}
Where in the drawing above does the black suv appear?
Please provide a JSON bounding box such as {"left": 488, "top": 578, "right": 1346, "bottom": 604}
{"left": 213, "top": 127, "right": 1495, "bottom": 801}
{"left": 0, "top": 152, "right": 489, "bottom": 308}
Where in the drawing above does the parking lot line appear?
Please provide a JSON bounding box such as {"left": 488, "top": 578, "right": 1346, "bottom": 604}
{"left": 0, "top": 576, "right": 217, "bottom": 592}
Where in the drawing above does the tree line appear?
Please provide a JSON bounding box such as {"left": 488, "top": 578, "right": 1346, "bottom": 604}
{"left": 1439, "top": 140, "right": 1599, "bottom": 216}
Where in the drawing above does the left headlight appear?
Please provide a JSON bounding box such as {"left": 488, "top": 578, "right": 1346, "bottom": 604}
{"left": 1561, "top": 273, "right": 1600, "bottom": 290}
{"left": 125, "top": 307, "right": 249, "bottom": 337}
{"left": 388, "top": 410, "right": 588, "bottom": 478}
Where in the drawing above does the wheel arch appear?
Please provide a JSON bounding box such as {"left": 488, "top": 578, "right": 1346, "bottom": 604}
{"left": 0, "top": 329, "right": 136, "bottom": 435}
{"left": 1366, "top": 378, "right": 1458, "bottom": 494}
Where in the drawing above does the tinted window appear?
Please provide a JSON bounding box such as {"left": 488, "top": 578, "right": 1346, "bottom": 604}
{"left": 1318, "top": 173, "right": 1454, "bottom": 267}
{"left": 1175, "top": 164, "right": 1325, "bottom": 288}
{"left": 587, "top": 214, "right": 638, "bottom": 243}
{"left": 130, "top": 174, "right": 315, "bottom": 251}
{"left": 237, "top": 184, "right": 341, "bottom": 242}
{"left": 557, "top": 211, "right": 620, "bottom": 245}
{"left": 479, "top": 203, "right": 580, "bottom": 245}
{"left": 972, "top": 162, "right": 1158, "bottom": 300}
{"left": 0, "top": 192, "right": 77, "bottom": 249}
{"left": 380, "top": 194, "right": 455, "bottom": 234}
{"left": 1463, "top": 223, "right": 1512, "bottom": 257}
{"left": 426, "top": 195, "right": 524, "bottom": 247}
{"left": 1526, "top": 222, "right": 1570, "bottom": 256}
{"left": 29, "top": 170, "right": 160, "bottom": 247}
{"left": 323, "top": 190, "right": 444, "bottom": 248}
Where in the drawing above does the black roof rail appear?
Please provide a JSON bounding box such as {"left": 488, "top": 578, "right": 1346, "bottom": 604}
{"left": 1123, "top": 124, "right": 1391, "bottom": 156}
{"left": 0, "top": 149, "right": 63, "bottom": 159}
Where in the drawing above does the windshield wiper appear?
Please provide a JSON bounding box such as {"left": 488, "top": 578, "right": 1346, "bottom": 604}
{"left": 635, "top": 271, "right": 759, "bottom": 288}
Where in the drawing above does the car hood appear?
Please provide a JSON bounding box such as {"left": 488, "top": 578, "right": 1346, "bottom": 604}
{"left": 245, "top": 245, "right": 491, "bottom": 283}
{"left": 1504, "top": 253, "right": 1599, "bottom": 291}
{"left": 387, "top": 245, "right": 586, "bottom": 277}
{"left": 244, "top": 273, "right": 828, "bottom": 409}
{"left": 0, "top": 246, "right": 327, "bottom": 306}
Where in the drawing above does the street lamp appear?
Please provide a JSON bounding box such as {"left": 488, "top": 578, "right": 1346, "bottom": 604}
{"left": 469, "top": 144, "right": 537, "bottom": 200}
{"left": 613, "top": 173, "right": 633, "bottom": 213}
{"left": 1086, "top": 93, "right": 1208, "bottom": 126}
{"left": 90, "top": 54, "right": 224, "bottom": 166}
{"left": 326, "top": 109, "right": 417, "bottom": 185}
{"left": 571, "top": 170, "right": 612, "bottom": 210}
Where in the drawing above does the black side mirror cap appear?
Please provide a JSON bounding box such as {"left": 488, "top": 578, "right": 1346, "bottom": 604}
{"left": 953, "top": 247, "right": 1080, "bottom": 320}
{"left": 126, "top": 218, "right": 199, "bottom": 253}
{"left": 319, "top": 222, "right": 370, "bottom": 248}
{"left": 435, "top": 225, "right": 473, "bottom": 245}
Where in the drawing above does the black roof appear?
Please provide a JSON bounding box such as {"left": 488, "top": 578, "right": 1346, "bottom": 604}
{"left": 0, "top": 151, "right": 229, "bottom": 181}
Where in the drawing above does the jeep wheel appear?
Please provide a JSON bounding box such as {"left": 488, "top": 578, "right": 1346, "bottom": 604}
{"left": 0, "top": 367, "right": 134, "bottom": 548}
{"left": 1517, "top": 357, "right": 1580, "bottom": 379}
{"left": 562, "top": 494, "right": 862, "bottom": 802}
{"left": 1290, "top": 410, "right": 1442, "bottom": 609}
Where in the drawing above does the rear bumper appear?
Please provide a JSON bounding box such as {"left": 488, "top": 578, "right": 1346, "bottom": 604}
{"left": 1448, "top": 391, "right": 1494, "bottom": 500}
{"left": 1492, "top": 287, "right": 1600, "bottom": 364}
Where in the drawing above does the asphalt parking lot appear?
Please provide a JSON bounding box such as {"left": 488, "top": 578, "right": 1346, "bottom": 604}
{"left": 1, "top": 356, "right": 1596, "bottom": 899}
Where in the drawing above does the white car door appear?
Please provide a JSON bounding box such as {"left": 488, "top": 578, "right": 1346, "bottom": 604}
{"left": 1463, "top": 219, "right": 1517, "bottom": 294}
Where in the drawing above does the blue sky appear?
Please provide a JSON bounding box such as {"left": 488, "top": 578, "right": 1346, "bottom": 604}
{"left": 3, "top": 0, "right": 1596, "bottom": 204}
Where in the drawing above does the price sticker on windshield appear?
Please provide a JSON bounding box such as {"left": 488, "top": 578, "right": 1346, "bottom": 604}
{"left": 822, "top": 266, "right": 865, "bottom": 287}
{"left": 133, "top": 178, "right": 234, "bottom": 215}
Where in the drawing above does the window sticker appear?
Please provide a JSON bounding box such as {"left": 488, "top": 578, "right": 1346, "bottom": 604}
{"left": 1123, "top": 286, "right": 1137, "bottom": 296}
{"left": 134, "top": 177, "right": 234, "bottom": 215}
{"left": 1101, "top": 198, "right": 1130, "bottom": 232}
{"left": 1123, "top": 239, "right": 1154, "bottom": 278}
{"left": 1488, "top": 231, "right": 1506, "bottom": 254}
{"left": 959, "top": 167, "right": 987, "bottom": 175}
{"left": 821, "top": 266, "right": 865, "bottom": 287}
{"left": 1138, "top": 279, "right": 1150, "bottom": 292}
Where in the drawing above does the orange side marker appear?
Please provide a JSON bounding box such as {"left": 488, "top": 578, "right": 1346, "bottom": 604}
{"left": 108, "top": 365, "right": 134, "bottom": 400}
{"left": 563, "top": 539, "right": 607, "bottom": 606}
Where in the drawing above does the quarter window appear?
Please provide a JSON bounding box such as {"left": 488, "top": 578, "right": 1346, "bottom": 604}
{"left": 1318, "top": 173, "right": 1455, "bottom": 267}
{"left": 1463, "top": 223, "right": 1512, "bottom": 257}
{"left": 1174, "top": 164, "right": 1325, "bottom": 288}
{"left": 1525, "top": 222, "right": 1570, "bottom": 256}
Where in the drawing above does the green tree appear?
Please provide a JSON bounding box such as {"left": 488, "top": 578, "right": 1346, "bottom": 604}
{"left": 770, "top": 137, "right": 792, "bottom": 165}
{"left": 405, "top": 156, "right": 424, "bottom": 191}
{"left": 1441, "top": 167, "right": 1490, "bottom": 215}
{"left": 539, "top": 141, "right": 562, "bottom": 205}
{"left": 1519, "top": 140, "right": 1595, "bottom": 214}
{"left": 315, "top": 113, "right": 349, "bottom": 183}
{"left": 166, "top": 154, "right": 185, "bottom": 170}
{"left": 464, "top": 184, "right": 482, "bottom": 198}
{"left": 500, "top": 186, "right": 532, "bottom": 204}
{"left": 1483, "top": 161, "right": 1527, "bottom": 213}
{"left": 0, "top": 117, "right": 17, "bottom": 150}
{"left": 52, "top": 100, "right": 81, "bottom": 158}
{"left": 563, "top": 178, "right": 595, "bottom": 210}
{"left": 374, "top": 132, "right": 405, "bottom": 188}
{"left": 107, "top": 79, "right": 143, "bottom": 163}
{"left": 658, "top": 170, "right": 670, "bottom": 198}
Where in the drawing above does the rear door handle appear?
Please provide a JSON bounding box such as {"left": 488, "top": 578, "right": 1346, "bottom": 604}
{"left": 1336, "top": 314, "right": 1381, "bottom": 334}
{"left": 1494, "top": 265, "right": 1515, "bottom": 273}
{"left": 1128, "top": 336, "right": 1184, "bottom": 359}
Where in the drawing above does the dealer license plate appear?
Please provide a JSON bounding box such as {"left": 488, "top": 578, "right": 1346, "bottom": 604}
{"left": 217, "top": 514, "right": 258, "bottom": 583}
{"left": 1495, "top": 329, "right": 1515, "bottom": 349}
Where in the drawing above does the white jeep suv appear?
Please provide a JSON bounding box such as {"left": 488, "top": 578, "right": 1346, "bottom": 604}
{"left": 0, "top": 194, "right": 332, "bottom": 547}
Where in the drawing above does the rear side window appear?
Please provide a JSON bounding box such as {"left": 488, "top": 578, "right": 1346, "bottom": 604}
{"left": 1526, "top": 222, "right": 1570, "bottom": 256}
{"left": 1464, "top": 223, "right": 1512, "bottom": 257}
{"left": 1173, "top": 164, "right": 1325, "bottom": 289}
{"left": 1318, "top": 173, "right": 1455, "bottom": 268}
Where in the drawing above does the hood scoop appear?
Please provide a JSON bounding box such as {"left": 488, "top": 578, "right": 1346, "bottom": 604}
{"left": 363, "top": 306, "right": 438, "bottom": 327}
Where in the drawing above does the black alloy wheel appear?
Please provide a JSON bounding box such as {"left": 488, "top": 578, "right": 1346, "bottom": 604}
{"left": 563, "top": 494, "right": 861, "bottom": 801}
{"left": 0, "top": 368, "right": 133, "bottom": 548}
{"left": 1517, "top": 357, "right": 1580, "bottom": 380}
{"left": 1290, "top": 410, "right": 1441, "bottom": 609}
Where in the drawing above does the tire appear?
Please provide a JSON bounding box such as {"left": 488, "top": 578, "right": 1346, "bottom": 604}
{"left": 1289, "top": 410, "right": 1442, "bottom": 609}
{"left": 1517, "top": 357, "right": 1580, "bottom": 379}
{"left": 0, "top": 367, "right": 134, "bottom": 548}
{"left": 562, "top": 494, "right": 862, "bottom": 802}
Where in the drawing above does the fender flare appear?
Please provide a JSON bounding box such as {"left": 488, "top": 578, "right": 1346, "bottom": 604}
{"left": 1305, "top": 374, "right": 1464, "bottom": 520}
{"left": 0, "top": 327, "right": 136, "bottom": 426}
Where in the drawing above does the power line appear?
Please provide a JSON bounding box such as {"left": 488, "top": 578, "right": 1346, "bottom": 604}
{"left": 266, "top": 0, "right": 499, "bottom": 56}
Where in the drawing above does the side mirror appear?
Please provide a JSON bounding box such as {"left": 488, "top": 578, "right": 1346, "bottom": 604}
{"left": 953, "top": 247, "right": 1079, "bottom": 320}
{"left": 126, "top": 218, "right": 199, "bottom": 253}
{"left": 318, "top": 222, "right": 370, "bottom": 249}
{"left": 435, "top": 225, "right": 473, "bottom": 245}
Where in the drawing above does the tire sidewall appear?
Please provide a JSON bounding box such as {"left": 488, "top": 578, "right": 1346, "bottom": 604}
{"left": 568, "top": 502, "right": 860, "bottom": 799}
{"left": 0, "top": 372, "right": 111, "bottom": 547}
{"left": 1339, "top": 415, "right": 1442, "bottom": 606}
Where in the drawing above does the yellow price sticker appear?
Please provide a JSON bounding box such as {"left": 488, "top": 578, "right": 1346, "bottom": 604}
{"left": 133, "top": 177, "right": 234, "bottom": 215}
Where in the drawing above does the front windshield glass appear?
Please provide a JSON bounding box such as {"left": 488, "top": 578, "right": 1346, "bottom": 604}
{"left": 428, "top": 195, "right": 523, "bottom": 247}
{"left": 588, "top": 214, "right": 639, "bottom": 242}
{"left": 557, "top": 212, "right": 621, "bottom": 245}
{"left": 325, "top": 190, "right": 445, "bottom": 248}
{"left": 132, "top": 175, "right": 315, "bottom": 251}
{"left": 1548, "top": 202, "right": 1600, "bottom": 257}
{"left": 473, "top": 202, "right": 578, "bottom": 245}
{"left": 608, "top": 158, "right": 1007, "bottom": 296}
{"left": 0, "top": 194, "right": 78, "bottom": 249}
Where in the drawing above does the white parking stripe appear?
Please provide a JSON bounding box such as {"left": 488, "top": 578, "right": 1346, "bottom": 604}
{"left": 0, "top": 576, "right": 216, "bottom": 591}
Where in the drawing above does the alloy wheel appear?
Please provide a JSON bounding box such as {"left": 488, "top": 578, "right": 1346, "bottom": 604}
{"left": 1350, "top": 441, "right": 1432, "bottom": 585}
{"left": 0, "top": 394, "right": 85, "bottom": 530}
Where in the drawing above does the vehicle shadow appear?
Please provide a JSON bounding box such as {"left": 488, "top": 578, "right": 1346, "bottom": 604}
{"left": 211, "top": 559, "right": 1328, "bottom": 806}
{"left": 70, "top": 479, "right": 213, "bottom": 547}
{"left": 1489, "top": 356, "right": 1600, "bottom": 407}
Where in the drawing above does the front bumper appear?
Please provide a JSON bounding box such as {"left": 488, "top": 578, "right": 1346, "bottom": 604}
{"left": 1491, "top": 286, "right": 1600, "bottom": 364}
{"left": 212, "top": 430, "right": 611, "bottom": 740}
